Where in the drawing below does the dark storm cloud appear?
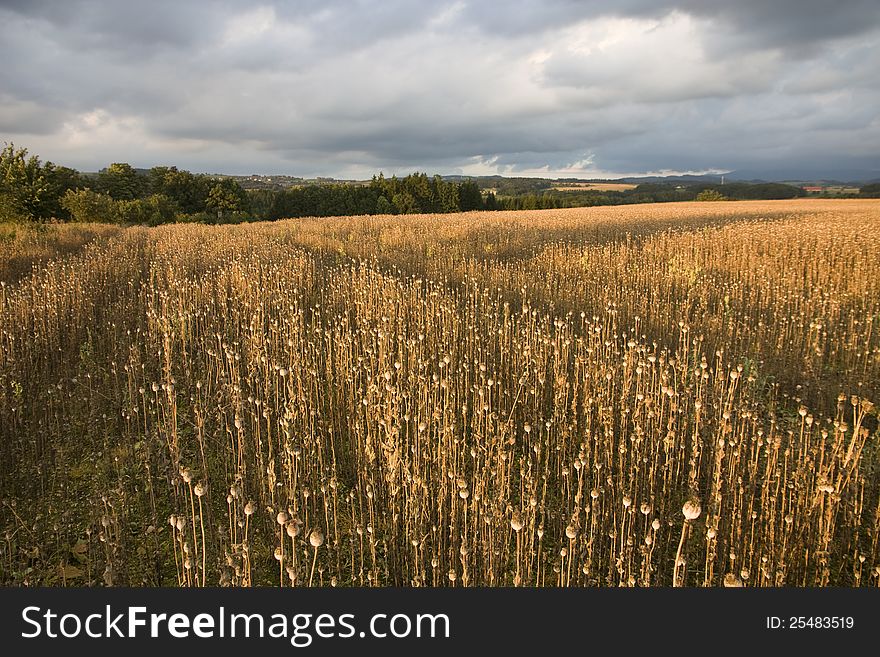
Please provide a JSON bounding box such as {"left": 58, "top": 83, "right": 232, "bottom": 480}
{"left": 0, "top": 0, "right": 878, "bottom": 177}
{"left": 0, "top": 0, "right": 224, "bottom": 51}
{"left": 459, "top": 0, "right": 880, "bottom": 49}
{"left": 677, "top": 0, "right": 880, "bottom": 52}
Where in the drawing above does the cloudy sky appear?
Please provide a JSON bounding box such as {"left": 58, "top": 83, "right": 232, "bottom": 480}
{"left": 1, "top": 0, "right": 879, "bottom": 179}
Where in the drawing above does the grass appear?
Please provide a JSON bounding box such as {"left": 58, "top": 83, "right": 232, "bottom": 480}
{"left": 0, "top": 199, "right": 878, "bottom": 587}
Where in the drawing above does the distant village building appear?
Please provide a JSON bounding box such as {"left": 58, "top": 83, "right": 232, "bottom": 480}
{"left": 802, "top": 186, "right": 824, "bottom": 193}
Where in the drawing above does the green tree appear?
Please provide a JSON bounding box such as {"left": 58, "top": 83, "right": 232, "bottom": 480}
{"left": 246, "top": 189, "right": 276, "bottom": 220}
{"left": 375, "top": 195, "right": 394, "bottom": 214}
{"left": 99, "top": 162, "right": 145, "bottom": 200}
{"left": 438, "top": 178, "right": 461, "bottom": 212}
{"left": 116, "top": 194, "right": 179, "bottom": 226}
{"left": 147, "top": 165, "right": 174, "bottom": 194}
{"left": 407, "top": 173, "right": 435, "bottom": 212}
{"left": 206, "top": 179, "right": 247, "bottom": 221}
{"left": 391, "top": 191, "right": 418, "bottom": 214}
{"left": 43, "top": 164, "right": 83, "bottom": 220}
{"left": 696, "top": 189, "right": 727, "bottom": 201}
{"left": 458, "top": 180, "right": 483, "bottom": 211}
{"left": 860, "top": 183, "right": 880, "bottom": 198}
{"left": 149, "top": 166, "right": 211, "bottom": 213}
{"left": 61, "top": 188, "right": 119, "bottom": 223}
{"left": 0, "top": 143, "right": 52, "bottom": 221}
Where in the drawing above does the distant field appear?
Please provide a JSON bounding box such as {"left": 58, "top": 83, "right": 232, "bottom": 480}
{"left": 2, "top": 199, "right": 878, "bottom": 587}
{"left": 805, "top": 186, "right": 862, "bottom": 195}
{"left": 552, "top": 182, "right": 638, "bottom": 192}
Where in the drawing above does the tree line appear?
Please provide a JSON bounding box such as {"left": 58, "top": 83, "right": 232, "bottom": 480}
{"left": 496, "top": 181, "right": 810, "bottom": 210}
{"left": 0, "top": 144, "right": 497, "bottom": 225}
{"left": 263, "top": 173, "right": 493, "bottom": 220}
{"left": 0, "top": 144, "right": 252, "bottom": 225}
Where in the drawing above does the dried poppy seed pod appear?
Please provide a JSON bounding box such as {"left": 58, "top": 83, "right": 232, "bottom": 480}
{"left": 194, "top": 482, "right": 206, "bottom": 497}
{"left": 244, "top": 501, "right": 256, "bottom": 516}
{"left": 682, "top": 499, "right": 701, "bottom": 520}
{"left": 309, "top": 529, "right": 325, "bottom": 547}
{"left": 510, "top": 512, "right": 524, "bottom": 532}
{"left": 276, "top": 511, "right": 289, "bottom": 525}
{"left": 723, "top": 573, "right": 743, "bottom": 587}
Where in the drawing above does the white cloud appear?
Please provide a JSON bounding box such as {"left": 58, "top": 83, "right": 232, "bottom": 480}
{"left": 222, "top": 6, "right": 277, "bottom": 45}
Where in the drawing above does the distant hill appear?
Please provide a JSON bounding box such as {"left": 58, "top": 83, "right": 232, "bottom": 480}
{"left": 445, "top": 169, "right": 879, "bottom": 187}
{"left": 726, "top": 168, "right": 880, "bottom": 185}
{"left": 442, "top": 173, "right": 731, "bottom": 193}
{"left": 616, "top": 174, "right": 724, "bottom": 185}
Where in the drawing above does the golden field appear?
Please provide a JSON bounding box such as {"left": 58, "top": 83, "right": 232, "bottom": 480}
{"left": 551, "top": 182, "right": 638, "bottom": 192}
{"left": 1, "top": 199, "right": 878, "bottom": 587}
